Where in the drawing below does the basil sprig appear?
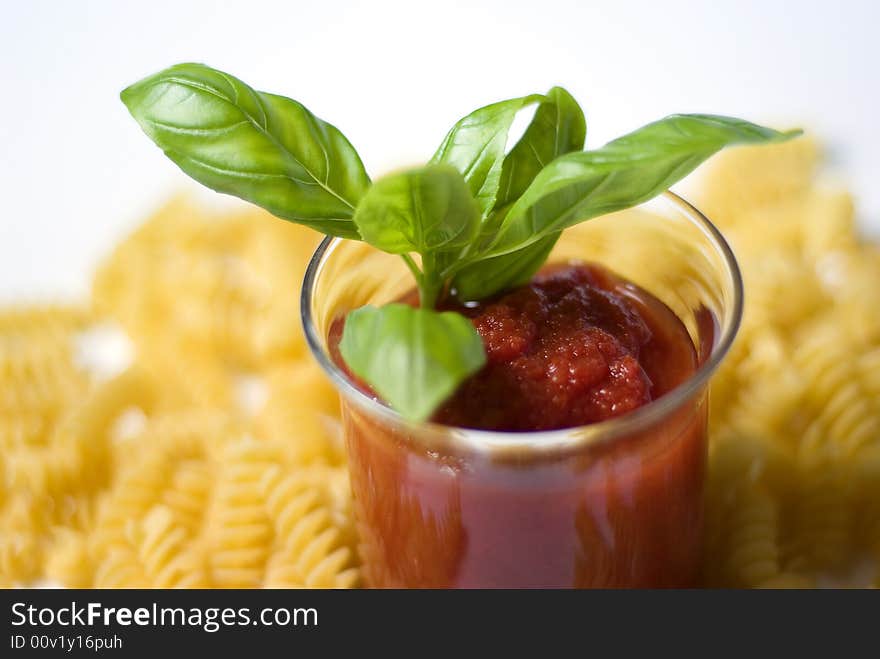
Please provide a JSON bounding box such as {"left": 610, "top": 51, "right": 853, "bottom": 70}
{"left": 122, "top": 63, "right": 799, "bottom": 421}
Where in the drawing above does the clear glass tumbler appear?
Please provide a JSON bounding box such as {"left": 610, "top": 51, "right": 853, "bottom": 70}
{"left": 302, "top": 192, "right": 742, "bottom": 588}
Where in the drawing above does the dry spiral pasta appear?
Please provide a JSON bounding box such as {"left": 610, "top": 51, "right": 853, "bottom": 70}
{"left": 2, "top": 200, "right": 357, "bottom": 589}
{"left": 695, "top": 137, "right": 880, "bottom": 587}
{"left": 2, "top": 135, "right": 879, "bottom": 588}
{"left": 260, "top": 464, "right": 359, "bottom": 588}
{"left": 0, "top": 305, "right": 95, "bottom": 585}
{"left": 720, "top": 485, "right": 782, "bottom": 587}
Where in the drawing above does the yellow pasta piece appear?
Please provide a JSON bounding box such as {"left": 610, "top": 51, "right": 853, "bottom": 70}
{"left": 698, "top": 136, "right": 820, "bottom": 226}
{"left": 253, "top": 360, "right": 344, "bottom": 465}
{"left": 44, "top": 530, "right": 94, "bottom": 589}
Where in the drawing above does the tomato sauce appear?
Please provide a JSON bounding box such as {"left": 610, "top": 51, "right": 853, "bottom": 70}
{"left": 330, "top": 262, "right": 708, "bottom": 587}
{"left": 435, "top": 263, "right": 694, "bottom": 430}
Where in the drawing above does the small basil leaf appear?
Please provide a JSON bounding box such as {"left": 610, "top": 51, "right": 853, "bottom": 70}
{"left": 489, "top": 114, "right": 802, "bottom": 256}
{"left": 452, "top": 232, "right": 560, "bottom": 302}
{"left": 494, "top": 86, "right": 586, "bottom": 210}
{"left": 339, "top": 304, "right": 486, "bottom": 422}
{"left": 431, "top": 94, "right": 544, "bottom": 216}
{"left": 352, "top": 164, "right": 480, "bottom": 255}
{"left": 121, "top": 63, "right": 370, "bottom": 239}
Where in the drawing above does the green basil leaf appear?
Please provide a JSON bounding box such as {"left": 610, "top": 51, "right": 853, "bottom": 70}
{"left": 449, "top": 87, "right": 585, "bottom": 300}
{"left": 431, "top": 94, "right": 544, "bottom": 216}
{"left": 352, "top": 164, "right": 480, "bottom": 255}
{"left": 494, "top": 86, "right": 586, "bottom": 210}
{"left": 121, "top": 63, "right": 370, "bottom": 239}
{"left": 339, "top": 304, "right": 486, "bottom": 422}
{"left": 452, "top": 232, "right": 560, "bottom": 302}
{"left": 488, "top": 114, "right": 802, "bottom": 257}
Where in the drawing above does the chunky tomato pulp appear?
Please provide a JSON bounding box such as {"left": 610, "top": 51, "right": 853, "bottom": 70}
{"left": 330, "top": 263, "right": 709, "bottom": 587}
{"left": 435, "top": 264, "right": 695, "bottom": 430}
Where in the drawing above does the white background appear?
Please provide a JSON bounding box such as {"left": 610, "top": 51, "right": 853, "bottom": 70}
{"left": 2, "top": 0, "right": 878, "bottom": 301}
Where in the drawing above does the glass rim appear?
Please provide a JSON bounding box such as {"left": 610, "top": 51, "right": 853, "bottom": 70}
{"left": 301, "top": 191, "right": 743, "bottom": 456}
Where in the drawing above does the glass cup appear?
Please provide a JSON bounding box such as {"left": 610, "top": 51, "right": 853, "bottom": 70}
{"left": 302, "top": 192, "right": 742, "bottom": 588}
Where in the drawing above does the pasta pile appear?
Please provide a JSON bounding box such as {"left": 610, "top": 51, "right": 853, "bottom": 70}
{"left": 0, "top": 138, "right": 878, "bottom": 588}
{"left": 695, "top": 138, "right": 880, "bottom": 587}
{"left": 1, "top": 200, "right": 358, "bottom": 587}
{"left": 0, "top": 306, "right": 96, "bottom": 582}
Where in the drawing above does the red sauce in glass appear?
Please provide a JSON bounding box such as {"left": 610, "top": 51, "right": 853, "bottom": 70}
{"left": 435, "top": 263, "right": 694, "bottom": 430}
{"left": 329, "top": 262, "right": 709, "bottom": 588}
